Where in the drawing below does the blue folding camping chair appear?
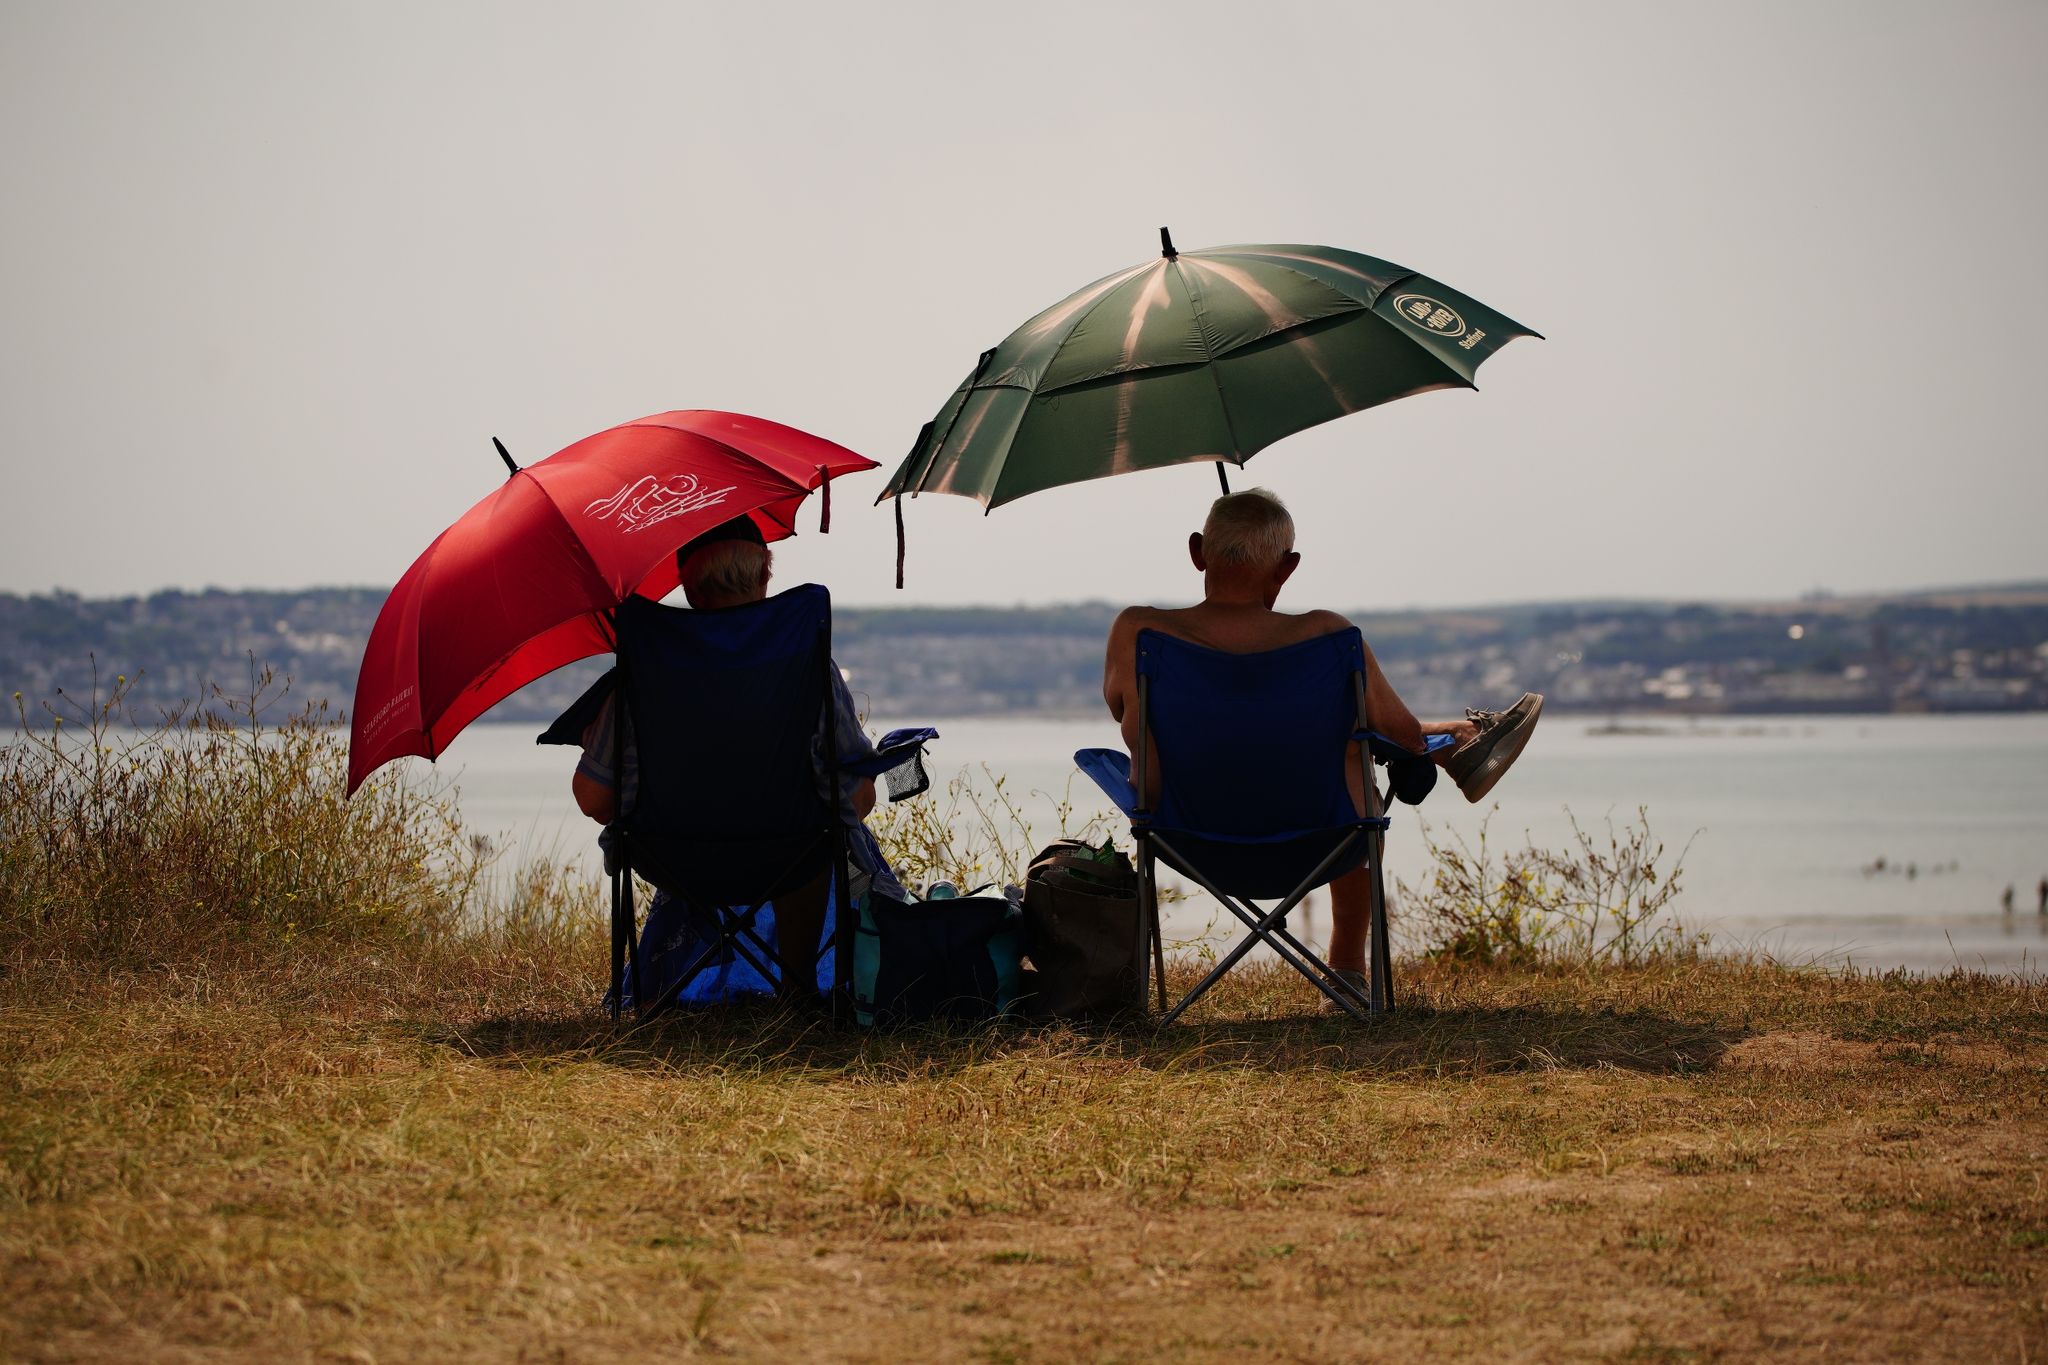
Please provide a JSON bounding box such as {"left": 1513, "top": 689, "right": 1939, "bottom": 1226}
{"left": 567, "top": 584, "right": 933, "bottom": 1023}
{"left": 1076, "top": 627, "right": 1451, "bottom": 1024}
{"left": 604, "top": 585, "right": 847, "bottom": 1021}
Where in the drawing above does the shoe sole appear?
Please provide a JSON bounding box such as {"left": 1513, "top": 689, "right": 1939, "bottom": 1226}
{"left": 1460, "top": 694, "right": 1544, "bottom": 803}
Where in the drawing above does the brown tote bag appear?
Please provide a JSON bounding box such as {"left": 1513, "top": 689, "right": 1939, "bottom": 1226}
{"left": 1020, "top": 839, "right": 1143, "bottom": 1020}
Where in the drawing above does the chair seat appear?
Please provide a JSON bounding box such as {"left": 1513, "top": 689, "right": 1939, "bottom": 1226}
{"left": 1147, "top": 826, "right": 1371, "bottom": 901}
{"left": 1077, "top": 747, "right": 1388, "bottom": 900}
{"left": 1076, "top": 747, "right": 1395, "bottom": 838}
{"left": 619, "top": 826, "right": 836, "bottom": 909}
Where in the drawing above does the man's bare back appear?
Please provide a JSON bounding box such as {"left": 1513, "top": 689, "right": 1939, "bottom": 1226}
{"left": 1112, "top": 600, "right": 1351, "bottom": 656}
{"left": 1104, "top": 600, "right": 1427, "bottom": 774}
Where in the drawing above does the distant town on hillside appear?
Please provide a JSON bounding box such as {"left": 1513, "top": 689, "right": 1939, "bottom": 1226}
{"left": 5, "top": 583, "right": 2047, "bottom": 728}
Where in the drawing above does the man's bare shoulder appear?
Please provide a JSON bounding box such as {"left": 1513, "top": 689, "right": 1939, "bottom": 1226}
{"left": 1114, "top": 603, "right": 1359, "bottom": 652}
{"left": 1111, "top": 603, "right": 1179, "bottom": 629}
{"left": 1110, "top": 604, "right": 1198, "bottom": 641}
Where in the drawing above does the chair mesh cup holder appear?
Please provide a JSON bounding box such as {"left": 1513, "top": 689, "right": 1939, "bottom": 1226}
{"left": 878, "top": 748, "right": 929, "bottom": 802}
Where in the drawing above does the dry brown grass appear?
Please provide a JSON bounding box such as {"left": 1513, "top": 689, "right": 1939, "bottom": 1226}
{"left": 3, "top": 945, "right": 2044, "bottom": 1363}
{"left": 2, "top": 669, "right": 496, "bottom": 967}
{"left": 5, "top": 685, "right": 2044, "bottom": 1358}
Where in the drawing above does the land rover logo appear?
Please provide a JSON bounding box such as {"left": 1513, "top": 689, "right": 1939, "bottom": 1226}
{"left": 1392, "top": 293, "right": 1467, "bottom": 339}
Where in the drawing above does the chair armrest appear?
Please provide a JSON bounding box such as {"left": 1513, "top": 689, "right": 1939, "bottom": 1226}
{"left": 535, "top": 667, "right": 617, "bottom": 746}
{"left": 844, "top": 726, "right": 939, "bottom": 779}
{"left": 847, "top": 726, "right": 940, "bottom": 803}
{"left": 1074, "top": 748, "right": 1142, "bottom": 818}
{"left": 1357, "top": 730, "right": 1454, "bottom": 764}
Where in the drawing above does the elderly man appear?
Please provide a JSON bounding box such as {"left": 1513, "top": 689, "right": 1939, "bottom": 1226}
{"left": 573, "top": 516, "right": 905, "bottom": 1000}
{"left": 1101, "top": 488, "right": 1541, "bottom": 995}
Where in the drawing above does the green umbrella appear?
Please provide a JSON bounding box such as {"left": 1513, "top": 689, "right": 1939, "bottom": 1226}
{"left": 882, "top": 230, "right": 1539, "bottom": 539}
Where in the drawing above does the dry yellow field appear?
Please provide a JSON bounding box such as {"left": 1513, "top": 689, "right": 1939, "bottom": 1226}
{"left": 2, "top": 951, "right": 2044, "bottom": 1362}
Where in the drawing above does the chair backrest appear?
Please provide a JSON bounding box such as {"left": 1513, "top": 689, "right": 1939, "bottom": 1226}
{"left": 1137, "top": 627, "right": 1365, "bottom": 840}
{"left": 613, "top": 584, "right": 835, "bottom": 853}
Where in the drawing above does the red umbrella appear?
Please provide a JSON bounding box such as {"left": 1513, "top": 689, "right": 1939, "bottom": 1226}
{"left": 347, "top": 410, "right": 877, "bottom": 795}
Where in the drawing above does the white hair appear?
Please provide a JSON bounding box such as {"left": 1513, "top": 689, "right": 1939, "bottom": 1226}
{"left": 681, "top": 540, "right": 772, "bottom": 601}
{"left": 1201, "top": 488, "right": 1295, "bottom": 567}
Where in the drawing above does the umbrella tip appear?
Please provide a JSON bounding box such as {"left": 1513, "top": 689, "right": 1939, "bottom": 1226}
{"left": 492, "top": 437, "right": 520, "bottom": 477}
{"left": 1159, "top": 226, "right": 1178, "bottom": 260}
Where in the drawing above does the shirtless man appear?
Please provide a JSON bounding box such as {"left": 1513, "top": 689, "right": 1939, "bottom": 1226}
{"left": 1102, "top": 488, "right": 1542, "bottom": 992}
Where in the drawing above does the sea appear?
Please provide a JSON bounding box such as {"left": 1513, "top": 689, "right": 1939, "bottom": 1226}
{"left": 439, "top": 713, "right": 2048, "bottom": 978}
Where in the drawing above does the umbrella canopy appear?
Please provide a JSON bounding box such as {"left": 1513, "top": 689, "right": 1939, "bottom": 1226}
{"left": 882, "top": 231, "right": 1540, "bottom": 511}
{"left": 347, "top": 410, "right": 876, "bottom": 795}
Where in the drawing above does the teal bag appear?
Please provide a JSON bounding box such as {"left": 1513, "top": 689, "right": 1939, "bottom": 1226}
{"left": 852, "top": 893, "right": 1024, "bottom": 1028}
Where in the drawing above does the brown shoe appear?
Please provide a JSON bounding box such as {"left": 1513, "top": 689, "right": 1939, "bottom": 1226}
{"left": 1444, "top": 693, "right": 1544, "bottom": 802}
{"left": 1318, "top": 968, "right": 1371, "bottom": 1016}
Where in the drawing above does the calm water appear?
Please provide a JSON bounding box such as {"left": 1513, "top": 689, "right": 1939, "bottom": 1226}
{"left": 439, "top": 713, "right": 2048, "bottom": 977}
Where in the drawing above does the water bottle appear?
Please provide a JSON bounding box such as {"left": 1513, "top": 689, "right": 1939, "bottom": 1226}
{"left": 927, "top": 880, "right": 958, "bottom": 901}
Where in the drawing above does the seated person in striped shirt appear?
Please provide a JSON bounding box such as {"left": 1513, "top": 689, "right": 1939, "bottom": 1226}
{"left": 572, "top": 516, "right": 907, "bottom": 995}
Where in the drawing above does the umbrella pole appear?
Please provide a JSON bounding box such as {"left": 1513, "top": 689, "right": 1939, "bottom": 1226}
{"left": 1215, "top": 462, "right": 1231, "bottom": 495}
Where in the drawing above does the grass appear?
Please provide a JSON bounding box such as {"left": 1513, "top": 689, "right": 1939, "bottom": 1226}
{"left": 4, "top": 676, "right": 2047, "bottom": 1359}
{"left": 2, "top": 949, "right": 2044, "bottom": 1361}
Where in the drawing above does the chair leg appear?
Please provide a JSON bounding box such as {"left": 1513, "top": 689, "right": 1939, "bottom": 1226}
{"left": 625, "top": 921, "right": 643, "bottom": 1023}
{"left": 1366, "top": 830, "right": 1395, "bottom": 1013}
{"left": 1150, "top": 894, "right": 1168, "bottom": 1013}
{"left": 608, "top": 867, "right": 630, "bottom": 1025}
{"left": 722, "top": 911, "right": 782, "bottom": 986}
{"left": 1154, "top": 860, "right": 1324, "bottom": 1025}
{"left": 642, "top": 930, "right": 731, "bottom": 1021}
{"left": 634, "top": 898, "right": 779, "bottom": 1023}
{"left": 1262, "top": 917, "right": 1373, "bottom": 1013}
{"left": 832, "top": 840, "right": 854, "bottom": 1024}
{"left": 1201, "top": 893, "right": 1371, "bottom": 1023}
{"left": 1197, "top": 885, "right": 1365, "bottom": 999}
{"left": 1157, "top": 915, "right": 1269, "bottom": 1027}
{"left": 1152, "top": 832, "right": 1380, "bottom": 1024}
{"left": 1135, "top": 837, "right": 1166, "bottom": 1014}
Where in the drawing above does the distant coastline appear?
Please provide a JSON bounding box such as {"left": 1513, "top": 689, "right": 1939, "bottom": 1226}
{"left": 5, "top": 581, "right": 2046, "bottom": 725}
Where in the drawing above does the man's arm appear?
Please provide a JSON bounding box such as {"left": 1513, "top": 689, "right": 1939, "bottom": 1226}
{"left": 1102, "top": 607, "right": 1146, "bottom": 746}
{"left": 1301, "top": 609, "right": 1426, "bottom": 752}
{"left": 1359, "top": 636, "right": 1426, "bottom": 753}
{"left": 572, "top": 770, "right": 615, "bottom": 823}
{"left": 824, "top": 662, "right": 882, "bottom": 822}
{"left": 573, "top": 697, "right": 619, "bottom": 823}
{"left": 1102, "top": 607, "right": 1166, "bottom": 805}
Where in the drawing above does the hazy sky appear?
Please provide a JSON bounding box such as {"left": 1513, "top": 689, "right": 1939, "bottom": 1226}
{"left": 3, "top": 1, "right": 2045, "bottom": 609}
